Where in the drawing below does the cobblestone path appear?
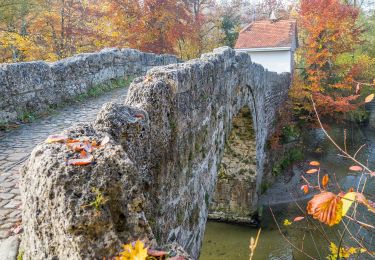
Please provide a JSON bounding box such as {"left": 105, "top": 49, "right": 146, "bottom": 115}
{"left": 0, "top": 87, "right": 129, "bottom": 240}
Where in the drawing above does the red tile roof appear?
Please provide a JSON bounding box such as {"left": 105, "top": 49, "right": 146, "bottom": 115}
{"left": 235, "top": 20, "right": 296, "bottom": 49}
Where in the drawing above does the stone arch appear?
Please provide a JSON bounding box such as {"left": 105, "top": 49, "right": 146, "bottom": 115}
{"left": 209, "top": 106, "right": 257, "bottom": 223}
{"left": 20, "top": 47, "right": 291, "bottom": 259}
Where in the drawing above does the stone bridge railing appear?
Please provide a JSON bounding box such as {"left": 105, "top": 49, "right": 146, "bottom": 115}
{"left": 0, "top": 48, "right": 178, "bottom": 123}
{"left": 20, "top": 47, "right": 291, "bottom": 259}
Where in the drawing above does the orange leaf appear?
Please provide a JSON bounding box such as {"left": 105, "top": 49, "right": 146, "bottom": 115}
{"left": 365, "top": 94, "right": 374, "bottom": 103}
{"left": 68, "top": 154, "right": 94, "bottom": 166}
{"left": 80, "top": 150, "right": 87, "bottom": 158}
{"left": 301, "top": 185, "right": 309, "bottom": 194}
{"left": 309, "top": 161, "right": 320, "bottom": 166}
{"left": 66, "top": 139, "right": 80, "bottom": 144}
{"left": 307, "top": 192, "right": 342, "bottom": 226}
{"left": 322, "top": 174, "right": 329, "bottom": 189}
{"left": 68, "top": 142, "right": 85, "bottom": 152}
{"left": 293, "top": 216, "right": 305, "bottom": 222}
{"left": 349, "top": 165, "right": 363, "bottom": 172}
{"left": 306, "top": 169, "right": 318, "bottom": 174}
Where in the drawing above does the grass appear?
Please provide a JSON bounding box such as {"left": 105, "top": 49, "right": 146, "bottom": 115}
{"left": 74, "top": 77, "right": 133, "bottom": 102}
{"left": 83, "top": 188, "right": 109, "bottom": 211}
{"left": 1, "top": 77, "right": 133, "bottom": 131}
{"left": 272, "top": 148, "right": 304, "bottom": 176}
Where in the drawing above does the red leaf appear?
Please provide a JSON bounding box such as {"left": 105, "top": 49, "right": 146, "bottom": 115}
{"left": 293, "top": 216, "right": 305, "bottom": 222}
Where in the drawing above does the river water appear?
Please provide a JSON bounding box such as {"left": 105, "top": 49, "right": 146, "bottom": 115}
{"left": 200, "top": 110, "right": 375, "bottom": 259}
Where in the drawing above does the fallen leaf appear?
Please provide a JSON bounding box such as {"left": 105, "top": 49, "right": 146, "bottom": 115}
{"left": 293, "top": 216, "right": 305, "bottom": 222}
{"left": 349, "top": 165, "right": 363, "bottom": 172}
{"left": 309, "top": 161, "right": 320, "bottom": 166}
{"left": 80, "top": 150, "right": 87, "bottom": 158}
{"left": 365, "top": 93, "right": 374, "bottom": 103}
{"left": 46, "top": 134, "right": 68, "bottom": 143}
{"left": 134, "top": 114, "right": 145, "bottom": 119}
{"left": 66, "top": 139, "right": 80, "bottom": 144}
{"left": 119, "top": 240, "right": 148, "bottom": 259}
{"left": 307, "top": 192, "right": 342, "bottom": 226}
{"left": 322, "top": 174, "right": 329, "bottom": 189}
{"left": 68, "top": 154, "right": 94, "bottom": 166}
{"left": 306, "top": 169, "right": 318, "bottom": 174}
{"left": 147, "top": 249, "right": 168, "bottom": 257}
{"left": 67, "top": 142, "right": 85, "bottom": 152}
{"left": 83, "top": 141, "right": 93, "bottom": 153}
{"left": 301, "top": 185, "right": 309, "bottom": 194}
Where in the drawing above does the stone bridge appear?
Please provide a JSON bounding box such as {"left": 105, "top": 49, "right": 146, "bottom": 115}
{"left": 16, "top": 47, "right": 290, "bottom": 259}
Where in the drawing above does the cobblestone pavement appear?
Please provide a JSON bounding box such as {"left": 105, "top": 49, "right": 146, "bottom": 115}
{"left": 0, "top": 87, "right": 129, "bottom": 240}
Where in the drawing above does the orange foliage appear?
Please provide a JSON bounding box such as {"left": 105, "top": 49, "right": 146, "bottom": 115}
{"left": 0, "top": 0, "right": 202, "bottom": 62}
{"left": 296, "top": 0, "right": 363, "bottom": 117}
{"left": 106, "top": 0, "right": 193, "bottom": 54}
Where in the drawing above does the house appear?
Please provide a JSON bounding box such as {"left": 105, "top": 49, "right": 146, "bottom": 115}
{"left": 235, "top": 19, "right": 298, "bottom": 74}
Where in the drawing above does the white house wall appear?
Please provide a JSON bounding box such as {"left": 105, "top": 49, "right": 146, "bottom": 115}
{"left": 239, "top": 50, "right": 292, "bottom": 74}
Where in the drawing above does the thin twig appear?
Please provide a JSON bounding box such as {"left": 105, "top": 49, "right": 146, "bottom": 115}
{"left": 269, "top": 206, "right": 318, "bottom": 260}
{"left": 353, "top": 144, "right": 366, "bottom": 159}
{"left": 311, "top": 97, "right": 374, "bottom": 176}
{"left": 344, "top": 215, "right": 375, "bottom": 229}
{"left": 290, "top": 192, "right": 332, "bottom": 244}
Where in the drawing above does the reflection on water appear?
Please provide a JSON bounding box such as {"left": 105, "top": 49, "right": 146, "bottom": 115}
{"left": 201, "top": 119, "right": 375, "bottom": 259}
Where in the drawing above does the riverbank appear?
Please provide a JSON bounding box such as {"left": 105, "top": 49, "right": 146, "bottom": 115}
{"left": 201, "top": 119, "right": 375, "bottom": 259}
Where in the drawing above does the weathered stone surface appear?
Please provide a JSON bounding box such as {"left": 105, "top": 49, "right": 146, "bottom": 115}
{"left": 21, "top": 124, "right": 153, "bottom": 259}
{"left": 20, "top": 47, "right": 291, "bottom": 259}
{"left": 208, "top": 107, "right": 257, "bottom": 223}
{"left": 0, "top": 48, "right": 179, "bottom": 123}
{"left": 0, "top": 235, "right": 20, "bottom": 260}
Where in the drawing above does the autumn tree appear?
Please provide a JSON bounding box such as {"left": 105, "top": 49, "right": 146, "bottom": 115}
{"left": 0, "top": 0, "right": 40, "bottom": 62}
{"left": 104, "top": 0, "right": 193, "bottom": 55}
{"left": 294, "top": 0, "right": 363, "bottom": 117}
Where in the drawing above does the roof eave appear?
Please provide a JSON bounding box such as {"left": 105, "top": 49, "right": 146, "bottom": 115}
{"left": 235, "top": 47, "right": 292, "bottom": 52}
